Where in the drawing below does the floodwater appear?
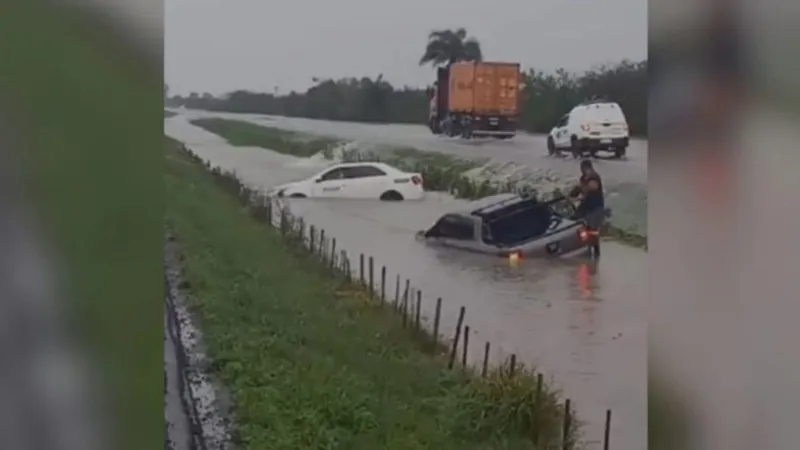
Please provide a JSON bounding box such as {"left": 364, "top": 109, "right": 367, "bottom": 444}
{"left": 176, "top": 108, "right": 648, "bottom": 185}
{"left": 165, "top": 115, "right": 647, "bottom": 450}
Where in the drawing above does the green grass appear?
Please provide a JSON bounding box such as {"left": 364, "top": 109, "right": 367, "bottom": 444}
{"left": 165, "top": 140, "right": 574, "bottom": 449}
{"left": 191, "top": 117, "right": 342, "bottom": 157}
{"left": 2, "top": 4, "right": 163, "bottom": 450}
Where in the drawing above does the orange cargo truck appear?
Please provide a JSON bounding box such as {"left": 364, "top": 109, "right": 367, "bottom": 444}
{"left": 427, "top": 61, "right": 522, "bottom": 139}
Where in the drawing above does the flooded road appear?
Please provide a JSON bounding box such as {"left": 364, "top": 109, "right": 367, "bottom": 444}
{"left": 166, "top": 116, "right": 646, "bottom": 450}
{"left": 176, "top": 108, "right": 648, "bottom": 185}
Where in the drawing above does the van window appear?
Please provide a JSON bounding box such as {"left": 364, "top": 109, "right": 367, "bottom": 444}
{"left": 426, "top": 215, "right": 474, "bottom": 240}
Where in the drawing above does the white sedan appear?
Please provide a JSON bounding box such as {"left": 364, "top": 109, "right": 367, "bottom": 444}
{"left": 273, "top": 162, "right": 425, "bottom": 201}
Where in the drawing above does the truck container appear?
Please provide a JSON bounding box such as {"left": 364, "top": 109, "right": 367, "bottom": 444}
{"left": 427, "top": 61, "right": 521, "bottom": 139}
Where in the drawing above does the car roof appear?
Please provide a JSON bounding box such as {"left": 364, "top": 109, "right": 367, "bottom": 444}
{"left": 574, "top": 101, "right": 620, "bottom": 109}
{"left": 470, "top": 194, "right": 530, "bottom": 216}
{"left": 571, "top": 102, "right": 624, "bottom": 114}
{"left": 328, "top": 161, "right": 398, "bottom": 170}
{"left": 324, "top": 161, "right": 401, "bottom": 172}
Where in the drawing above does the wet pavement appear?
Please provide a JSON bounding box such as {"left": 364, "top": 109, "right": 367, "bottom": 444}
{"left": 165, "top": 308, "right": 192, "bottom": 450}
{"left": 176, "top": 108, "right": 648, "bottom": 186}
{"left": 165, "top": 115, "right": 647, "bottom": 450}
{"left": 165, "top": 235, "right": 235, "bottom": 450}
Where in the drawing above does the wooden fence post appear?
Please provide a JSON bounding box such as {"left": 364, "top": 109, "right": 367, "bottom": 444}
{"left": 448, "top": 307, "right": 466, "bottom": 369}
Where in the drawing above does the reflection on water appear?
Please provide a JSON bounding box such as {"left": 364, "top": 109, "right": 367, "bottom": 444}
{"left": 288, "top": 197, "right": 646, "bottom": 450}
{"left": 165, "top": 116, "right": 647, "bottom": 450}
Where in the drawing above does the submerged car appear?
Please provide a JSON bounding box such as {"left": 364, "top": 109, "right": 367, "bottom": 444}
{"left": 416, "top": 194, "right": 600, "bottom": 258}
{"left": 274, "top": 162, "right": 424, "bottom": 201}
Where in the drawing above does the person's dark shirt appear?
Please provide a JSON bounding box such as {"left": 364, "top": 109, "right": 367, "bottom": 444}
{"left": 579, "top": 172, "right": 605, "bottom": 211}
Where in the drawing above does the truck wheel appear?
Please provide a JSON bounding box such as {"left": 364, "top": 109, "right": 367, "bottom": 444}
{"left": 429, "top": 118, "right": 441, "bottom": 134}
{"left": 445, "top": 121, "right": 457, "bottom": 137}
{"left": 570, "top": 136, "right": 582, "bottom": 159}
{"left": 547, "top": 137, "right": 556, "bottom": 155}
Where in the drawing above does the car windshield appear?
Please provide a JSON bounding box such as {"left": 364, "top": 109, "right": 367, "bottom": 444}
{"left": 483, "top": 198, "right": 572, "bottom": 246}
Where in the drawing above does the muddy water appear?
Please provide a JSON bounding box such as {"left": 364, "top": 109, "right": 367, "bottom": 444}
{"left": 288, "top": 198, "right": 646, "bottom": 450}
{"left": 166, "top": 116, "right": 646, "bottom": 450}
{"left": 177, "top": 108, "right": 648, "bottom": 185}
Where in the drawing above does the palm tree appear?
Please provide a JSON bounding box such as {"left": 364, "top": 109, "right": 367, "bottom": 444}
{"left": 418, "top": 28, "right": 483, "bottom": 67}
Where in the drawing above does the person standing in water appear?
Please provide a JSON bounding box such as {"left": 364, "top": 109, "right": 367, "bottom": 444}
{"left": 569, "top": 159, "right": 605, "bottom": 256}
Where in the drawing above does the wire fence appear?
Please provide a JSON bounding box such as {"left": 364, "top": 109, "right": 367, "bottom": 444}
{"left": 180, "top": 144, "right": 617, "bottom": 450}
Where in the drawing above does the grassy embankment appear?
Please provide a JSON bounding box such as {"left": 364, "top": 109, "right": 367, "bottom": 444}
{"left": 189, "top": 117, "right": 647, "bottom": 249}
{"left": 2, "top": 4, "right": 163, "bottom": 450}
{"left": 165, "top": 137, "right": 575, "bottom": 449}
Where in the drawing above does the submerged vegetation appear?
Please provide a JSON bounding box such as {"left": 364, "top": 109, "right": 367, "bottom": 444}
{"left": 189, "top": 118, "right": 647, "bottom": 248}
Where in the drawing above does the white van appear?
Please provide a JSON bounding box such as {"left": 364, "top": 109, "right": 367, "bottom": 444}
{"left": 547, "top": 102, "right": 629, "bottom": 158}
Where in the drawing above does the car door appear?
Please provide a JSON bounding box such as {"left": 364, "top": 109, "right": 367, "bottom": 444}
{"left": 311, "top": 167, "right": 347, "bottom": 197}
{"left": 553, "top": 114, "right": 570, "bottom": 147}
{"left": 340, "top": 165, "right": 389, "bottom": 198}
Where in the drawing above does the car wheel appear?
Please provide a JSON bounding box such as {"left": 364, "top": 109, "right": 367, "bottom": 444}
{"left": 547, "top": 137, "right": 556, "bottom": 155}
{"left": 614, "top": 146, "right": 627, "bottom": 159}
{"left": 570, "top": 136, "right": 582, "bottom": 158}
{"left": 380, "top": 190, "right": 404, "bottom": 201}
{"left": 288, "top": 193, "right": 307, "bottom": 198}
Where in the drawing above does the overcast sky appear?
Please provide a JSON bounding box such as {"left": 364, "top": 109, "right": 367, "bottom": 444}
{"left": 165, "top": 0, "right": 647, "bottom": 96}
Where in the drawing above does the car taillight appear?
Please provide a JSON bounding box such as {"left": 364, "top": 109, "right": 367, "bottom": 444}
{"left": 411, "top": 175, "right": 422, "bottom": 186}
{"left": 578, "top": 227, "right": 599, "bottom": 241}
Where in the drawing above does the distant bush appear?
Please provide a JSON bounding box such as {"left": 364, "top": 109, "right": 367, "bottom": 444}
{"left": 168, "top": 60, "right": 647, "bottom": 136}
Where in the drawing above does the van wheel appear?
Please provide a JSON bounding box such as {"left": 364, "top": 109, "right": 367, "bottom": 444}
{"left": 288, "top": 193, "right": 307, "bottom": 198}
{"left": 380, "top": 190, "right": 404, "bottom": 201}
{"left": 547, "top": 137, "right": 556, "bottom": 155}
{"left": 570, "top": 136, "right": 582, "bottom": 158}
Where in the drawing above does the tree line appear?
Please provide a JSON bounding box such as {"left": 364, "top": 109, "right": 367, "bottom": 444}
{"left": 167, "top": 29, "right": 646, "bottom": 136}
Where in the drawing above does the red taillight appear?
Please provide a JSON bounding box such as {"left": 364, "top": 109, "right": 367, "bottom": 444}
{"left": 411, "top": 175, "right": 422, "bottom": 186}
{"left": 578, "top": 227, "right": 599, "bottom": 241}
